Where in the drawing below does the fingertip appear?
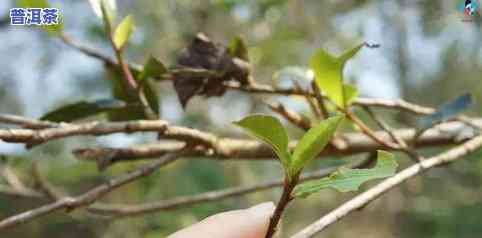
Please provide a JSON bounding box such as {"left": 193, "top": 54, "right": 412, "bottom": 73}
{"left": 167, "top": 202, "right": 275, "bottom": 238}
{"left": 246, "top": 202, "right": 276, "bottom": 221}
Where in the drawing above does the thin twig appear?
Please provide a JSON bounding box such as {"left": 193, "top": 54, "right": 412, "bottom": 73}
{"left": 291, "top": 135, "right": 482, "bottom": 238}
{"left": 363, "top": 107, "right": 407, "bottom": 147}
{"left": 292, "top": 80, "right": 321, "bottom": 119}
{"left": 62, "top": 31, "right": 156, "bottom": 120}
{"left": 87, "top": 159, "right": 371, "bottom": 217}
{"left": 265, "top": 101, "right": 312, "bottom": 131}
{"left": 103, "top": 19, "right": 157, "bottom": 120}
{"left": 345, "top": 110, "right": 400, "bottom": 149}
{"left": 31, "top": 161, "right": 64, "bottom": 200}
{"left": 0, "top": 119, "right": 216, "bottom": 148}
{"left": 58, "top": 33, "right": 441, "bottom": 117}
{"left": 1, "top": 114, "right": 480, "bottom": 162}
{"left": 0, "top": 153, "right": 180, "bottom": 230}
{"left": 0, "top": 185, "right": 43, "bottom": 198}
{"left": 0, "top": 114, "right": 58, "bottom": 129}
{"left": 1, "top": 165, "right": 28, "bottom": 192}
{"left": 457, "top": 116, "right": 482, "bottom": 131}
{"left": 310, "top": 81, "right": 329, "bottom": 119}
{"left": 363, "top": 107, "right": 422, "bottom": 161}
{"left": 0, "top": 157, "right": 366, "bottom": 218}
{"left": 226, "top": 82, "right": 436, "bottom": 115}
{"left": 59, "top": 33, "right": 119, "bottom": 68}
{"left": 354, "top": 97, "right": 434, "bottom": 115}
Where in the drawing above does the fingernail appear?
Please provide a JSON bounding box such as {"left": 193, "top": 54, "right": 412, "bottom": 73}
{"left": 248, "top": 202, "right": 275, "bottom": 217}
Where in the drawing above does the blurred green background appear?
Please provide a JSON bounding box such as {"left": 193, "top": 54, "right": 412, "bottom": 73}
{"left": 0, "top": 0, "right": 482, "bottom": 237}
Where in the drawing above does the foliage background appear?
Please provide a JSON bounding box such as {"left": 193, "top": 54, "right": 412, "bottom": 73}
{"left": 0, "top": 0, "right": 481, "bottom": 237}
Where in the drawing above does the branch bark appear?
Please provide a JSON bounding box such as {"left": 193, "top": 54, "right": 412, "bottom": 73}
{"left": 0, "top": 119, "right": 216, "bottom": 149}
{"left": 0, "top": 156, "right": 370, "bottom": 219}
{"left": 291, "top": 135, "right": 482, "bottom": 238}
{"left": 72, "top": 119, "right": 482, "bottom": 166}
{"left": 87, "top": 163, "right": 348, "bottom": 217}
{"left": 57, "top": 33, "right": 438, "bottom": 117}
{"left": 0, "top": 153, "right": 179, "bottom": 230}
{"left": 2, "top": 114, "right": 480, "bottom": 167}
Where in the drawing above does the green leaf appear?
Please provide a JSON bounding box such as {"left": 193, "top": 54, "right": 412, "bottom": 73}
{"left": 310, "top": 43, "right": 364, "bottom": 108}
{"left": 290, "top": 115, "right": 344, "bottom": 176}
{"left": 234, "top": 115, "right": 291, "bottom": 169}
{"left": 343, "top": 84, "right": 359, "bottom": 106}
{"left": 338, "top": 43, "right": 365, "bottom": 66}
{"left": 228, "top": 36, "right": 249, "bottom": 61}
{"left": 113, "top": 15, "right": 135, "bottom": 50}
{"left": 294, "top": 150, "right": 397, "bottom": 198}
{"left": 141, "top": 55, "right": 168, "bottom": 80}
{"left": 310, "top": 49, "right": 342, "bottom": 107}
{"left": 18, "top": 0, "right": 63, "bottom": 35}
{"left": 40, "top": 99, "right": 126, "bottom": 122}
{"left": 419, "top": 93, "right": 472, "bottom": 128}
{"left": 133, "top": 67, "right": 160, "bottom": 116}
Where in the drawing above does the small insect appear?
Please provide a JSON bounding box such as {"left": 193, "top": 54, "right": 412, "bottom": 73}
{"left": 365, "top": 43, "right": 381, "bottom": 49}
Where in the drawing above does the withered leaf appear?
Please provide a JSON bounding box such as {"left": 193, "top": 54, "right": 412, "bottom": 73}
{"left": 174, "top": 33, "right": 252, "bottom": 108}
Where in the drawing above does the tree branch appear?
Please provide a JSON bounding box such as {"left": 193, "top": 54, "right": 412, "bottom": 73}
{"left": 266, "top": 101, "right": 312, "bottom": 131}
{"left": 363, "top": 106, "right": 422, "bottom": 161}
{"left": 31, "top": 161, "right": 65, "bottom": 200}
{"left": 0, "top": 119, "right": 214, "bottom": 148}
{"left": 72, "top": 119, "right": 482, "bottom": 166}
{"left": 88, "top": 166, "right": 330, "bottom": 217}
{"left": 87, "top": 156, "right": 374, "bottom": 217}
{"left": 345, "top": 110, "right": 400, "bottom": 149}
{"left": 291, "top": 134, "right": 482, "bottom": 238}
{"left": 1, "top": 113, "right": 480, "bottom": 167}
{"left": 0, "top": 156, "right": 369, "bottom": 219}
{"left": 0, "top": 153, "right": 180, "bottom": 230}
{"left": 59, "top": 33, "right": 121, "bottom": 69}
{"left": 226, "top": 82, "right": 436, "bottom": 115}
{"left": 58, "top": 33, "right": 438, "bottom": 117}
{"left": 0, "top": 185, "right": 43, "bottom": 198}
{"left": 0, "top": 114, "right": 57, "bottom": 129}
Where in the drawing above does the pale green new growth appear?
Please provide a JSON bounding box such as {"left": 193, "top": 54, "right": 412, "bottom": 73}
{"left": 294, "top": 150, "right": 397, "bottom": 197}
{"left": 113, "top": 15, "right": 135, "bottom": 50}
{"left": 343, "top": 84, "right": 359, "bottom": 106}
{"left": 310, "top": 43, "right": 364, "bottom": 108}
{"left": 234, "top": 115, "right": 291, "bottom": 169}
{"left": 290, "top": 115, "right": 344, "bottom": 176}
{"left": 338, "top": 44, "right": 364, "bottom": 65}
{"left": 235, "top": 115, "right": 344, "bottom": 179}
{"left": 96, "top": 0, "right": 117, "bottom": 25}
